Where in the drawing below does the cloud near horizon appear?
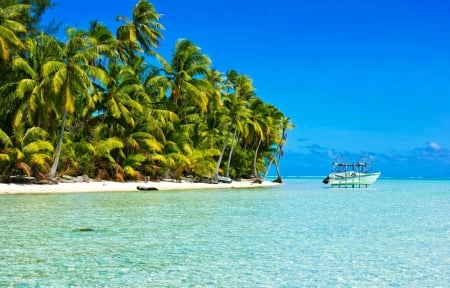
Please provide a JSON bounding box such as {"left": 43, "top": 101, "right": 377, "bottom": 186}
{"left": 282, "top": 141, "right": 450, "bottom": 177}
{"left": 428, "top": 141, "right": 441, "bottom": 150}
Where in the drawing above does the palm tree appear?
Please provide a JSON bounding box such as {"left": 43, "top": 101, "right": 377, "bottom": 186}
{"left": 87, "top": 20, "right": 117, "bottom": 68}
{"left": 57, "top": 133, "right": 96, "bottom": 177}
{"left": 264, "top": 116, "right": 293, "bottom": 182}
{"left": 213, "top": 90, "right": 251, "bottom": 179}
{"left": 224, "top": 72, "right": 256, "bottom": 177}
{"left": 162, "top": 129, "right": 193, "bottom": 181}
{"left": 211, "top": 71, "right": 259, "bottom": 180}
{"left": 116, "top": 0, "right": 164, "bottom": 64}
{"left": 49, "top": 27, "right": 109, "bottom": 178}
{"left": 0, "top": 3, "right": 29, "bottom": 60}
{"left": 95, "top": 62, "right": 148, "bottom": 128}
{"left": 245, "top": 99, "right": 292, "bottom": 182}
{"left": 0, "top": 124, "right": 53, "bottom": 178}
{"left": 243, "top": 98, "right": 273, "bottom": 180}
{"left": 198, "top": 68, "right": 225, "bottom": 149}
{"left": 155, "top": 39, "right": 212, "bottom": 114}
{"left": 11, "top": 33, "right": 62, "bottom": 132}
{"left": 18, "top": 0, "right": 56, "bottom": 37}
{"left": 149, "top": 40, "right": 214, "bottom": 181}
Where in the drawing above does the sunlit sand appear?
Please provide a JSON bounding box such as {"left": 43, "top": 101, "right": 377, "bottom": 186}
{"left": 0, "top": 179, "right": 280, "bottom": 194}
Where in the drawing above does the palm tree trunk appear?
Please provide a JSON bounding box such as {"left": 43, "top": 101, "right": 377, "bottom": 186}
{"left": 50, "top": 109, "right": 67, "bottom": 178}
{"left": 214, "top": 129, "right": 231, "bottom": 181}
{"left": 264, "top": 128, "right": 286, "bottom": 182}
{"left": 253, "top": 138, "right": 262, "bottom": 180}
{"left": 273, "top": 130, "right": 287, "bottom": 183}
{"left": 225, "top": 128, "right": 237, "bottom": 177}
{"left": 263, "top": 157, "right": 274, "bottom": 180}
{"left": 268, "top": 139, "right": 284, "bottom": 183}
{"left": 263, "top": 157, "right": 282, "bottom": 183}
{"left": 273, "top": 157, "right": 282, "bottom": 183}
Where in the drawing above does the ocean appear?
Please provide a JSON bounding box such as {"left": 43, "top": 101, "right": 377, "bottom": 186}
{"left": 0, "top": 178, "right": 449, "bottom": 287}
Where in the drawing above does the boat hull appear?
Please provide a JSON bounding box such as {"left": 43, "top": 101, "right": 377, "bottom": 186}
{"left": 325, "top": 172, "right": 380, "bottom": 187}
{"left": 217, "top": 175, "right": 232, "bottom": 183}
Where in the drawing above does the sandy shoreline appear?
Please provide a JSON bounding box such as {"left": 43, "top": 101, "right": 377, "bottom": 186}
{"left": 0, "top": 179, "right": 280, "bottom": 195}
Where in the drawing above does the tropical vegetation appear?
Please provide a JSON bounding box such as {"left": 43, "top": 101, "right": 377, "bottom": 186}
{"left": 0, "top": 0, "right": 293, "bottom": 184}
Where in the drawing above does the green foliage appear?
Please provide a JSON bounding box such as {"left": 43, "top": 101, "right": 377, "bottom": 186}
{"left": 0, "top": 3, "right": 29, "bottom": 60}
{"left": 0, "top": 125, "right": 53, "bottom": 177}
{"left": 0, "top": 0, "right": 293, "bottom": 181}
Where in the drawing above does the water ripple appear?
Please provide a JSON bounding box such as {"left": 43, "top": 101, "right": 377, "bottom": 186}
{"left": 0, "top": 179, "right": 449, "bottom": 287}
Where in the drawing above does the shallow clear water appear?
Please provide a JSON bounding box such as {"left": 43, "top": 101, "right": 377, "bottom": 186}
{"left": 0, "top": 178, "right": 449, "bottom": 287}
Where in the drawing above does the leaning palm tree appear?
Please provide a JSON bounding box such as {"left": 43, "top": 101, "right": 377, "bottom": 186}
{"left": 247, "top": 100, "right": 291, "bottom": 182}
{"left": 198, "top": 68, "right": 225, "bottom": 149}
{"left": 211, "top": 71, "right": 258, "bottom": 180}
{"left": 264, "top": 115, "right": 294, "bottom": 182}
{"left": 49, "top": 27, "right": 109, "bottom": 178}
{"left": 223, "top": 72, "right": 256, "bottom": 177}
{"left": 243, "top": 98, "right": 270, "bottom": 180}
{"left": 0, "top": 3, "right": 29, "bottom": 60}
{"left": 213, "top": 90, "right": 252, "bottom": 180}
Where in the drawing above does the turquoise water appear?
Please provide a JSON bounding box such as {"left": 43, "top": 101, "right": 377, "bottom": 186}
{"left": 0, "top": 178, "right": 449, "bottom": 287}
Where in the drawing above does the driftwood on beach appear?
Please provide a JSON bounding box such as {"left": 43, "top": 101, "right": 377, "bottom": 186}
{"left": 137, "top": 186, "right": 159, "bottom": 191}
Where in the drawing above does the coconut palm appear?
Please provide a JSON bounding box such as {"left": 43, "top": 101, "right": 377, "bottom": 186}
{"left": 0, "top": 3, "right": 28, "bottom": 60}
{"left": 112, "top": 114, "right": 167, "bottom": 180}
{"left": 0, "top": 124, "right": 53, "bottom": 178}
{"left": 197, "top": 68, "right": 225, "bottom": 149}
{"left": 49, "top": 27, "right": 109, "bottom": 177}
{"left": 57, "top": 133, "right": 96, "bottom": 177}
{"left": 95, "top": 62, "right": 148, "bottom": 129}
{"left": 273, "top": 116, "right": 293, "bottom": 182}
{"left": 116, "top": 0, "right": 164, "bottom": 64}
{"left": 213, "top": 90, "right": 252, "bottom": 180}
{"left": 87, "top": 20, "right": 117, "bottom": 67}
{"left": 210, "top": 71, "right": 259, "bottom": 180}
{"left": 162, "top": 129, "right": 192, "bottom": 181}
{"left": 18, "top": 0, "right": 55, "bottom": 37}
{"left": 242, "top": 98, "right": 273, "bottom": 180}
{"left": 11, "top": 33, "right": 62, "bottom": 133}
{"left": 155, "top": 39, "right": 212, "bottom": 114}
{"left": 224, "top": 72, "right": 256, "bottom": 177}
{"left": 246, "top": 100, "right": 292, "bottom": 181}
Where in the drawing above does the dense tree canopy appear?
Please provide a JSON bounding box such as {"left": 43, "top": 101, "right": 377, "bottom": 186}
{"left": 0, "top": 0, "right": 293, "bottom": 183}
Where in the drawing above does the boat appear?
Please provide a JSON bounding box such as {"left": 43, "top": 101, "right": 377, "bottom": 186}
{"left": 322, "top": 157, "right": 380, "bottom": 188}
{"left": 217, "top": 175, "right": 232, "bottom": 183}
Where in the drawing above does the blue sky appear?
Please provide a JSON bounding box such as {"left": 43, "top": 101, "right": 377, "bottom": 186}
{"left": 42, "top": 0, "right": 450, "bottom": 178}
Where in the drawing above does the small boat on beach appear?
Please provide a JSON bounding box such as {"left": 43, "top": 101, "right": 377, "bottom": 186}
{"left": 322, "top": 157, "right": 380, "bottom": 188}
{"left": 217, "top": 175, "right": 232, "bottom": 184}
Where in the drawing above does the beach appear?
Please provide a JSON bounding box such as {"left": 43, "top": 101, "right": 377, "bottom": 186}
{"left": 0, "top": 179, "right": 280, "bottom": 194}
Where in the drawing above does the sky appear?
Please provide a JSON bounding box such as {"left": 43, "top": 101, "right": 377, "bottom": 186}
{"left": 42, "top": 0, "right": 450, "bottom": 178}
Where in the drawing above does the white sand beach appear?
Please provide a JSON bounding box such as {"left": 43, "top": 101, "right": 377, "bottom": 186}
{"left": 0, "top": 179, "right": 281, "bottom": 195}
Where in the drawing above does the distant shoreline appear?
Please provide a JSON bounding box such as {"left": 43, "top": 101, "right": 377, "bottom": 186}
{"left": 0, "top": 180, "right": 280, "bottom": 195}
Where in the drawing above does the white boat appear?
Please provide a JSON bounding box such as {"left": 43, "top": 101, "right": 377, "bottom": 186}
{"left": 322, "top": 157, "right": 380, "bottom": 187}
{"left": 323, "top": 171, "right": 380, "bottom": 187}
{"left": 217, "top": 175, "right": 232, "bottom": 183}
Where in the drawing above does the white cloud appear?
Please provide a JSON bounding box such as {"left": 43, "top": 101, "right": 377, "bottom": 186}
{"left": 428, "top": 141, "right": 441, "bottom": 150}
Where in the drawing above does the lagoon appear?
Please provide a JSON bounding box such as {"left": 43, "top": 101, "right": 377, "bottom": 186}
{"left": 1, "top": 178, "right": 449, "bottom": 287}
